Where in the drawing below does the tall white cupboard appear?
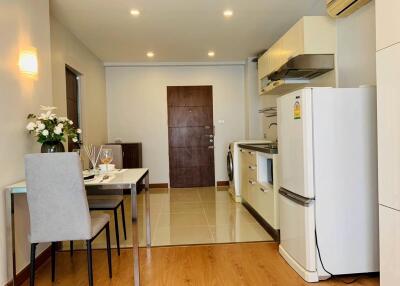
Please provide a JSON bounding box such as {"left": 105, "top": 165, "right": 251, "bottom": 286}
{"left": 376, "top": 0, "right": 400, "bottom": 284}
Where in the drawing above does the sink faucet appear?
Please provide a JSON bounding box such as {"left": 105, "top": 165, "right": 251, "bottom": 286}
{"left": 268, "top": 122, "right": 277, "bottom": 129}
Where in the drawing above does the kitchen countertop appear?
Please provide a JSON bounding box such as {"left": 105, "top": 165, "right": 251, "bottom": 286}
{"left": 238, "top": 143, "right": 278, "bottom": 154}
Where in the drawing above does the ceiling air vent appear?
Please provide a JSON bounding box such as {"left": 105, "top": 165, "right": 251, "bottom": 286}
{"left": 326, "top": 0, "right": 371, "bottom": 18}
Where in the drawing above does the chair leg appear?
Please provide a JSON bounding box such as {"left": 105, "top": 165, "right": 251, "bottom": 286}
{"left": 70, "top": 241, "right": 74, "bottom": 256}
{"left": 105, "top": 223, "right": 112, "bottom": 278}
{"left": 30, "top": 243, "right": 37, "bottom": 286}
{"left": 120, "top": 200, "right": 127, "bottom": 240}
{"left": 86, "top": 240, "right": 93, "bottom": 286}
{"left": 51, "top": 242, "right": 57, "bottom": 282}
{"left": 113, "top": 209, "right": 121, "bottom": 256}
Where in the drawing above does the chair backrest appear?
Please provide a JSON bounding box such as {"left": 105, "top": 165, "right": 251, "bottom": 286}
{"left": 25, "top": 153, "right": 92, "bottom": 243}
{"left": 101, "top": 144, "right": 123, "bottom": 169}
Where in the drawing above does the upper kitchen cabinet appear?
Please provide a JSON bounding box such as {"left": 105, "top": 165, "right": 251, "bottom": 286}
{"left": 376, "top": 0, "right": 400, "bottom": 51}
{"left": 258, "top": 16, "right": 336, "bottom": 93}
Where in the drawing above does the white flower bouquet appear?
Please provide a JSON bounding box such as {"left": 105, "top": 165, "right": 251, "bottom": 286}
{"left": 26, "top": 106, "right": 81, "bottom": 146}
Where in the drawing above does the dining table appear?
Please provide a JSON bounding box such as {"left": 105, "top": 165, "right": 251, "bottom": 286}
{"left": 6, "top": 168, "right": 150, "bottom": 286}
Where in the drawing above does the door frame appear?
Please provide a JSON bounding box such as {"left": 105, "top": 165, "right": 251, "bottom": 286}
{"left": 65, "top": 65, "right": 82, "bottom": 150}
{"left": 166, "top": 85, "right": 216, "bottom": 188}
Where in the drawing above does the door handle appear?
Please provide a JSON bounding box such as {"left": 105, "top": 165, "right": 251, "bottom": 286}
{"left": 204, "top": 134, "right": 214, "bottom": 138}
{"left": 248, "top": 165, "right": 256, "bottom": 170}
{"left": 208, "top": 146, "right": 214, "bottom": 149}
{"left": 248, "top": 180, "right": 256, "bottom": 185}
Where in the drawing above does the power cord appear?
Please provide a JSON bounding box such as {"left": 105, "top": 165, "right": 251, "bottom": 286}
{"left": 314, "top": 229, "right": 364, "bottom": 284}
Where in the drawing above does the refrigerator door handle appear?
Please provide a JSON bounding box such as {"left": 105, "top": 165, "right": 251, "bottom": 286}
{"left": 279, "top": 188, "right": 314, "bottom": 207}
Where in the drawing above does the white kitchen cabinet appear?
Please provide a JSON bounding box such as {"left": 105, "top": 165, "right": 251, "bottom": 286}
{"left": 379, "top": 205, "right": 400, "bottom": 285}
{"left": 376, "top": 0, "right": 400, "bottom": 51}
{"left": 281, "top": 20, "right": 304, "bottom": 64}
{"left": 239, "top": 146, "right": 279, "bottom": 230}
{"left": 258, "top": 52, "right": 269, "bottom": 82}
{"left": 239, "top": 148, "right": 257, "bottom": 203}
{"left": 258, "top": 16, "right": 336, "bottom": 82}
{"left": 377, "top": 43, "right": 400, "bottom": 210}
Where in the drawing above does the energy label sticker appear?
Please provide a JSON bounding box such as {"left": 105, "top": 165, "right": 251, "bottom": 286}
{"left": 294, "top": 100, "right": 301, "bottom": 120}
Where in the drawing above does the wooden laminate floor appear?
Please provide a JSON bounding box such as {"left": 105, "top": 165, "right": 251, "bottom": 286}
{"left": 23, "top": 242, "right": 379, "bottom": 286}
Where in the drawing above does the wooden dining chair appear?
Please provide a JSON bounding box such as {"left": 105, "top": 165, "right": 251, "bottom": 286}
{"left": 25, "top": 153, "right": 112, "bottom": 286}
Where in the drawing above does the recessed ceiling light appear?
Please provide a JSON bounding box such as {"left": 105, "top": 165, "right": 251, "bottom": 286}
{"left": 223, "top": 10, "right": 233, "bottom": 17}
{"left": 130, "top": 9, "right": 140, "bottom": 16}
{"left": 208, "top": 51, "right": 215, "bottom": 57}
{"left": 146, "top": 51, "right": 154, "bottom": 58}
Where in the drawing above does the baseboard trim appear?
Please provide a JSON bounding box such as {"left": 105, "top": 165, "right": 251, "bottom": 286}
{"left": 150, "top": 183, "right": 169, "bottom": 188}
{"left": 216, "top": 181, "right": 229, "bottom": 186}
{"left": 6, "top": 245, "right": 52, "bottom": 286}
{"left": 242, "top": 201, "right": 280, "bottom": 242}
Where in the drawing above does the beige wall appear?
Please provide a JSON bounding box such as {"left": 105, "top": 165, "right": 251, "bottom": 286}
{"left": 0, "top": 7, "right": 108, "bottom": 284}
{"left": 50, "top": 16, "right": 108, "bottom": 149}
{"left": 106, "top": 64, "right": 246, "bottom": 184}
{"left": 244, "top": 59, "right": 263, "bottom": 140}
{"left": 0, "top": 0, "right": 53, "bottom": 284}
{"left": 336, "top": 1, "right": 376, "bottom": 88}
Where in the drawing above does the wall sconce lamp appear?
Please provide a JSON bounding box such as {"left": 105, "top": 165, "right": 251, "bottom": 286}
{"left": 19, "top": 48, "right": 38, "bottom": 77}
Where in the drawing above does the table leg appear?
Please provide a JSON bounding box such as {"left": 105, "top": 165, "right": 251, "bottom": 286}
{"left": 145, "top": 173, "right": 151, "bottom": 247}
{"left": 131, "top": 184, "right": 140, "bottom": 286}
{"left": 7, "top": 192, "right": 17, "bottom": 286}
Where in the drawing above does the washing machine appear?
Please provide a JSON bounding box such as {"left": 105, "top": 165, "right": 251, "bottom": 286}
{"left": 227, "top": 140, "right": 271, "bottom": 202}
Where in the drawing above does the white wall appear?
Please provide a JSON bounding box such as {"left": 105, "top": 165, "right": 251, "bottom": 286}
{"left": 260, "top": 95, "right": 280, "bottom": 141}
{"left": 0, "top": 0, "right": 52, "bottom": 284}
{"left": 106, "top": 64, "right": 245, "bottom": 184}
{"left": 336, "top": 1, "right": 376, "bottom": 87}
{"left": 244, "top": 59, "right": 263, "bottom": 140}
{"left": 50, "top": 16, "right": 108, "bottom": 149}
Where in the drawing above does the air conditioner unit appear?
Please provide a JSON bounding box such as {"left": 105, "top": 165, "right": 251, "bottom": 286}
{"left": 326, "top": 0, "right": 371, "bottom": 18}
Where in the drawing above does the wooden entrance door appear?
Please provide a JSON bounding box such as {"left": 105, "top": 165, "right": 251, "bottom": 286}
{"left": 167, "top": 86, "right": 215, "bottom": 188}
{"left": 65, "top": 66, "right": 80, "bottom": 151}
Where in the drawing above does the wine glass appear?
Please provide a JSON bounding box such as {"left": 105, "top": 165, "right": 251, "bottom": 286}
{"left": 100, "top": 148, "right": 113, "bottom": 172}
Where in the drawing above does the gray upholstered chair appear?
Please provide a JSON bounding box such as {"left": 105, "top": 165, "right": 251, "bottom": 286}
{"left": 25, "top": 153, "right": 112, "bottom": 286}
{"left": 87, "top": 144, "right": 126, "bottom": 255}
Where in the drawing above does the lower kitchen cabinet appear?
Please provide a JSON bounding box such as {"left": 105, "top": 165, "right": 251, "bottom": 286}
{"left": 239, "top": 146, "right": 280, "bottom": 233}
{"left": 379, "top": 205, "right": 400, "bottom": 285}
{"left": 252, "top": 183, "right": 276, "bottom": 227}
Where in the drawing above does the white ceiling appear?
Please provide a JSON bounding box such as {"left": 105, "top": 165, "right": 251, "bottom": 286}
{"left": 50, "top": 0, "right": 326, "bottom": 62}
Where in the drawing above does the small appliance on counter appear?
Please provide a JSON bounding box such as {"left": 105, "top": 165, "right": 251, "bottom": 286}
{"left": 277, "top": 87, "right": 379, "bottom": 282}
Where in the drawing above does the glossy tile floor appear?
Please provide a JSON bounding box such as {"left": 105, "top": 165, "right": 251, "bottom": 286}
{"left": 63, "top": 187, "right": 273, "bottom": 250}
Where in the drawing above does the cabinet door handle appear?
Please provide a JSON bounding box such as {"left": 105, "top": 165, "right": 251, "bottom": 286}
{"left": 248, "top": 151, "right": 256, "bottom": 155}
{"left": 248, "top": 180, "right": 256, "bottom": 185}
{"left": 239, "top": 149, "right": 244, "bottom": 152}
{"left": 248, "top": 165, "right": 256, "bottom": 170}
{"left": 260, "top": 187, "right": 269, "bottom": 193}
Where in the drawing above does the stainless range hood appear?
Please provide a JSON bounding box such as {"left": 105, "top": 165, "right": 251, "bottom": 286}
{"left": 268, "top": 54, "right": 335, "bottom": 81}
{"left": 261, "top": 54, "right": 335, "bottom": 95}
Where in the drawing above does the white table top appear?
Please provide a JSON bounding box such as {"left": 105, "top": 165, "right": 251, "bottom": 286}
{"left": 7, "top": 168, "right": 149, "bottom": 194}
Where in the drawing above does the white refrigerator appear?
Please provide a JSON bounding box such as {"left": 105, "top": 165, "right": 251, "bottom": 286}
{"left": 277, "top": 87, "right": 379, "bottom": 282}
